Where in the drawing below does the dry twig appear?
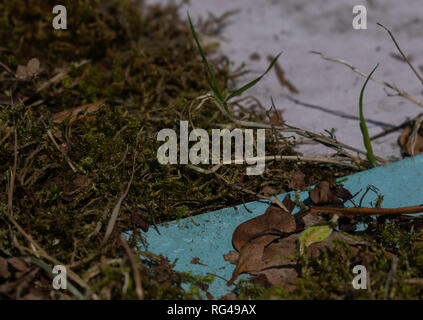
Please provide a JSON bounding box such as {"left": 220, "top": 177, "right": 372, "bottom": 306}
{"left": 377, "top": 23, "right": 423, "bottom": 85}
{"left": 119, "top": 234, "right": 144, "bottom": 300}
{"left": 311, "top": 204, "right": 423, "bottom": 216}
{"left": 311, "top": 51, "right": 423, "bottom": 109}
{"left": 102, "top": 151, "right": 137, "bottom": 244}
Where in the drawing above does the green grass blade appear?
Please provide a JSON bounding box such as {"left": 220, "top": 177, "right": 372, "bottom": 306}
{"left": 224, "top": 53, "right": 282, "bottom": 103}
{"left": 359, "top": 64, "right": 379, "bottom": 167}
{"left": 30, "top": 256, "right": 84, "bottom": 300}
{"left": 188, "top": 13, "right": 224, "bottom": 102}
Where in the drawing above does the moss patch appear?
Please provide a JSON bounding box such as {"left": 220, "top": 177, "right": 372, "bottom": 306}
{"left": 2, "top": 0, "right": 416, "bottom": 300}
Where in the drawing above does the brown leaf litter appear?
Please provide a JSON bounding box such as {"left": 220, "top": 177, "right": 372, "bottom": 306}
{"left": 224, "top": 178, "right": 423, "bottom": 292}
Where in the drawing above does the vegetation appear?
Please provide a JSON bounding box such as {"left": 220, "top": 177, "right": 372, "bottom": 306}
{"left": 0, "top": 0, "right": 422, "bottom": 300}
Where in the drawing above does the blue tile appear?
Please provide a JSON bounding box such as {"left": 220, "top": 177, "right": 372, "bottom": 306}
{"left": 143, "top": 154, "right": 423, "bottom": 298}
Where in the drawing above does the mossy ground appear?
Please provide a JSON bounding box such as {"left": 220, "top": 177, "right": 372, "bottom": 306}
{"left": 0, "top": 0, "right": 422, "bottom": 300}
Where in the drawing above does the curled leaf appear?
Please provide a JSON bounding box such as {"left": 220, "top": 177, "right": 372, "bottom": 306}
{"left": 232, "top": 204, "right": 296, "bottom": 251}
{"left": 15, "top": 58, "right": 40, "bottom": 80}
{"left": 309, "top": 181, "right": 340, "bottom": 205}
{"left": 228, "top": 235, "right": 277, "bottom": 286}
{"left": 288, "top": 170, "right": 305, "bottom": 190}
{"left": 52, "top": 101, "right": 103, "bottom": 124}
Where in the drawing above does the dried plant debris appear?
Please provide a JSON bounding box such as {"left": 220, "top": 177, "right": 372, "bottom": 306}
{"left": 0, "top": 0, "right": 360, "bottom": 300}
{"left": 0, "top": 0, "right": 242, "bottom": 300}
{"left": 399, "top": 117, "right": 423, "bottom": 156}
{"left": 288, "top": 170, "right": 305, "bottom": 190}
{"left": 225, "top": 178, "right": 423, "bottom": 299}
{"left": 0, "top": 0, "right": 421, "bottom": 301}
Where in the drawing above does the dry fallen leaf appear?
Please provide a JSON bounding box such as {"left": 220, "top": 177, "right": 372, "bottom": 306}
{"left": 306, "top": 231, "right": 371, "bottom": 258}
{"left": 26, "top": 58, "right": 41, "bottom": 77}
{"left": 0, "top": 258, "right": 8, "bottom": 278}
{"left": 228, "top": 202, "right": 299, "bottom": 286}
{"left": 62, "top": 174, "right": 91, "bottom": 202}
{"left": 262, "top": 233, "right": 299, "bottom": 268}
{"left": 131, "top": 212, "right": 150, "bottom": 232}
{"left": 190, "top": 257, "right": 207, "bottom": 266}
{"left": 228, "top": 234, "right": 278, "bottom": 286}
{"left": 288, "top": 170, "right": 305, "bottom": 190}
{"left": 399, "top": 124, "right": 423, "bottom": 156}
{"left": 223, "top": 251, "right": 239, "bottom": 264}
{"left": 7, "top": 257, "right": 28, "bottom": 273}
{"left": 309, "top": 181, "right": 341, "bottom": 205}
{"left": 219, "top": 292, "right": 238, "bottom": 300}
{"left": 333, "top": 186, "right": 354, "bottom": 202}
{"left": 232, "top": 204, "right": 296, "bottom": 252}
{"left": 302, "top": 211, "right": 324, "bottom": 229}
{"left": 16, "top": 58, "right": 40, "bottom": 80}
{"left": 282, "top": 194, "right": 296, "bottom": 214}
{"left": 259, "top": 185, "right": 279, "bottom": 197}
{"left": 269, "top": 110, "right": 285, "bottom": 126}
{"left": 52, "top": 101, "right": 103, "bottom": 125}
{"left": 251, "top": 268, "right": 298, "bottom": 291}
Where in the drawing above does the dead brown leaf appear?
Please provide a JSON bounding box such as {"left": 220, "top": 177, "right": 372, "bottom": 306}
{"left": 20, "top": 288, "right": 48, "bottom": 300}
{"left": 309, "top": 181, "right": 341, "bottom": 205}
{"left": 302, "top": 211, "right": 324, "bottom": 229}
{"left": 223, "top": 251, "right": 239, "bottom": 264}
{"left": 62, "top": 174, "right": 91, "bottom": 202}
{"left": 190, "top": 257, "right": 207, "bottom": 266}
{"left": 261, "top": 233, "right": 299, "bottom": 268}
{"left": 282, "top": 194, "right": 296, "bottom": 214}
{"left": 228, "top": 235, "right": 278, "bottom": 286}
{"left": 307, "top": 231, "right": 370, "bottom": 258}
{"left": 131, "top": 212, "right": 150, "bottom": 232}
{"left": 259, "top": 185, "right": 278, "bottom": 197}
{"left": 333, "top": 186, "right": 354, "bottom": 202}
{"left": 16, "top": 58, "right": 40, "bottom": 80}
{"left": 269, "top": 110, "right": 285, "bottom": 126}
{"left": 288, "top": 170, "right": 305, "bottom": 190}
{"left": 52, "top": 101, "right": 103, "bottom": 125}
{"left": 251, "top": 268, "right": 298, "bottom": 291}
{"left": 0, "top": 258, "right": 8, "bottom": 278}
{"left": 269, "top": 56, "right": 299, "bottom": 94}
{"left": 7, "top": 257, "right": 28, "bottom": 272}
{"left": 219, "top": 292, "right": 238, "bottom": 300}
{"left": 399, "top": 125, "right": 423, "bottom": 156}
{"left": 232, "top": 205, "right": 296, "bottom": 251}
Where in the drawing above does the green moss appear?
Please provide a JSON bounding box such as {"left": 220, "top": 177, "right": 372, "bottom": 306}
{"left": 1, "top": 0, "right": 416, "bottom": 301}
{"left": 238, "top": 222, "right": 423, "bottom": 300}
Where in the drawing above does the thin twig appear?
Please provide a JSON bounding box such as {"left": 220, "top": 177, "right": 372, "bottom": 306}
{"left": 211, "top": 96, "right": 387, "bottom": 164}
{"left": 119, "top": 234, "right": 144, "bottom": 300}
{"left": 102, "top": 151, "right": 137, "bottom": 244}
{"left": 189, "top": 154, "right": 358, "bottom": 170}
{"left": 377, "top": 23, "right": 423, "bottom": 85}
{"left": 213, "top": 172, "right": 289, "bottom": 212}
{"left": 404, "top": 278, "right": 423, "bottom": 285}
{"left": 384, "top": 254, "right": 398, "bottom": 300}
{"left": 3, "top": 209, "right": 90, "bottom": 291}
{"left": 312, "top": 51, "right": 423, "bottom": 109}
{"left": 193, "top": 93, "right": 378, "bottom": 165}
{"left": 370, "top": 118, "right": 410, "bottom": 140}
{"left": 36, "top": 60, "right": 89, "bottom": 93}
{"left": 46, "top": 129, "right": 77, "bottom": 172}
{"left": 311, "top": 204, "right": 423, "bottom": 216}
{"left": 8, "top": 126, "right": 17, "bottom": 216}
{"left": 410, "top": 114, "right": 423, "bottom": 157}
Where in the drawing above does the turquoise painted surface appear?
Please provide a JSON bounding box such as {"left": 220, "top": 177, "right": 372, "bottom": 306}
{"left": 143, "top": 155, "right": 423, "bottom": 299}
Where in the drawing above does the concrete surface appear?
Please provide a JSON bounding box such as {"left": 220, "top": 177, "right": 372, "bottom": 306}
{"left": 146, "top": 0, "right": 423, "bottom": 160}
